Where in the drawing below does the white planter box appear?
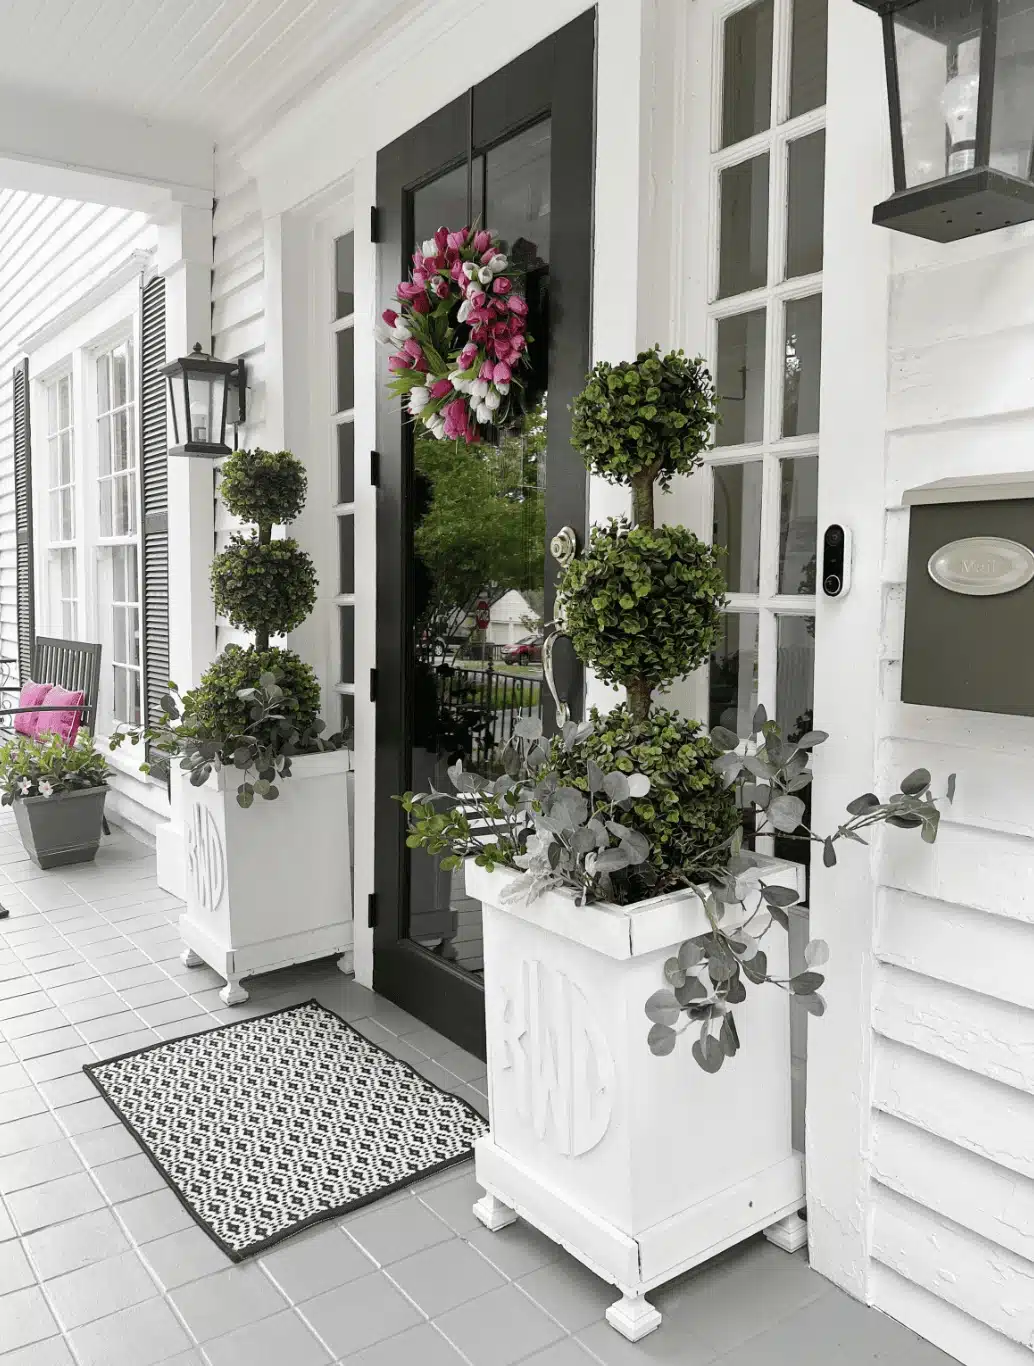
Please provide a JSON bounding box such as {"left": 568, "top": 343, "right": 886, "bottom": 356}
{"left": 178, "top": 749, "right": 353, "bottom": 1004}
{"left": 466, "top": 855, "right": 807, "bottom": 1341}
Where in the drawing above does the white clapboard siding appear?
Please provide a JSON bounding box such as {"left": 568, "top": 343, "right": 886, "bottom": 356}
{"left": 0, "top": 189, "right": 151, "bottom": 670}
{"left": 872, "top": 1185, "right": 1034, "bottom": 1351}
{"left": 876, "top": 889, "right": 1034, "bottom": 1013}
{"left": 873, "top": 963, "right": 1034, "bottom": 1093}
{"left": 871, "top": 1264, "right": 1034, "bottom": 1366}
{"left": 873, "top": 1113, "right": 1034, "bottom": 1266}
{"left": 876, "top": 819, "right": 1034, "bottom": 924}
{"left": 873, "top": 1036, "right": 1034, "bottom": 1183}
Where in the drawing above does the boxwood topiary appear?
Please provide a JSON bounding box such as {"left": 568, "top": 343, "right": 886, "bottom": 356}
{"left": 571, "top": 347, "right": 718, "bottom": 526}
{"left": 219, "top": 447, "right": 307, "bottom": 526}
{"left": 211, "top": 535, "right": 317, "bottom": 642}
{"left": 557, "top": 518, "right": 726, "bottom": 723}
{"left": 548, "top": 704, "right": 740, "bottom": 902}
{"left": 179, "top": 645, "right": 320, "bottom": 742}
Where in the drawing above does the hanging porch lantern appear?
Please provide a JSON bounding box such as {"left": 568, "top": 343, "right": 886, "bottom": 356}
{"left": 856, "top": 0, "right": 1034, "bottom": 240}
{"left": 161, "top": 344, "right": 247, "bottom": 457}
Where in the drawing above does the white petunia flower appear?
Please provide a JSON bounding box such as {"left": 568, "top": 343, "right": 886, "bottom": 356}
{"left": 38, "top": 779, "right": 53, "bottom": 798}
{"left": 16, "top": 778, "right": 31, "bottom": 795}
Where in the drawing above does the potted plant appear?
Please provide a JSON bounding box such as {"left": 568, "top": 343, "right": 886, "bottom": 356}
{"left": 0, "top": 730, "right": 109, "bottom": 868}
{"left": 401, "top": 348, "right": 951, "bottom": 1341}
{"left": 115, "top": 448, "right": 352, "bottom": 1005}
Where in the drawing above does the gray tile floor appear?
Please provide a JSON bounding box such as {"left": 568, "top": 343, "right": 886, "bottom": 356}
{"left": 0, "top": 814, "right": 958, "bottom": 1366}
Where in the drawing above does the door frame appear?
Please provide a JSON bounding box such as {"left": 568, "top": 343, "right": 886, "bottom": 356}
{"left": 373, "top": 10, "right": 596, "bottom": 1057}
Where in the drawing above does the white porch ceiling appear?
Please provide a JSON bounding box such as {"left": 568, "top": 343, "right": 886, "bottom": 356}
{"left": 0, "top": 0, "right": 420, "bottom": 147}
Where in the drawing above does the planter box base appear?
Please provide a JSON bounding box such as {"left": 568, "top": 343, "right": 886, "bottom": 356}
{"left": 179, "top": 914, "right": 353, "bottom": 1004}
{"left": 474, "top": 1137, "right": 804, "bottom": 1339}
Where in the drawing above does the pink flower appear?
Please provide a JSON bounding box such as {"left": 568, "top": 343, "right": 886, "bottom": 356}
{"left": 411, "top": 293, "right": 431, "bottom": 315}
{"left": 412, "top": 356, "right": 429, "bottom": 373}
{"left": 411, "top": 252, "right": 423, "bottom": 268}
{"left": 447, "top": 229, "right": 469, "bottom": 250}
{"left": 471, "top": 325, "right": 488, "bottom": 342}
{"left": 396, "top": 281, "right": 423, "bottom": 300}
{"left": 510, "top": 333, "right": 526, "bottom": 353}
{"left": 466, "top": 288, "right": 487, "bottom": 309}
{"left": 403, "top": 338, "right": 424, "bottom": 360}
{"left": 430, "top": 378, "right": 453, "bottom": 399}
{"left": 388, "top": 354, "right": 412, "bottom": 372}
{"left": 412, "top": 269, "right": 429, "bottom": 288}
{"left": 492, "top": 321, "right": 511, "bottom": 338}
{"left": 492, "top": 277, "right": 512, "bottom": 295}
{"left": 434, "top": 227, "right": 449, "bottom": 251}
{"left": 431, "top": 277, "right": 450, "bottom": 299}
{"left": 458, "top": 342, "right": 479, "bottom": 369}
{"left": 507, "top": 296, "right": 529, "bottom": 317}
{"left": 493, "top": 361, "right": 512, "bottom": 384}
{"left": 473, "top": 230, "right": 492, "bottom": 254}
{"left": 480, "top": 249, "right": 497, "bottom": 265}
{"left": 479, "top": 360, "right": 495, "bottom": 380}
{"left": 382, "top": 308, "right": 399, "bottom": 327}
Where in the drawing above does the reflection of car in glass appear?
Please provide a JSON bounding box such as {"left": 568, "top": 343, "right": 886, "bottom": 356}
{"left": 502, "top": 632, "right": 544, "bottom": 665}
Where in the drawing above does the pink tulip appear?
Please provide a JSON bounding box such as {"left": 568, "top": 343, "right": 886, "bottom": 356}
{"left": 413, "top": 356, "right": 429, "bottom": 373}
{"left": 510, "top": 333, "right": 526, "bottom": 353}
{"left": 479, "top": 360, "right": 495, "bottom": 380}
{"left": 411, "top": 293, "right": 431, "bottom": 314}
{"left": 466, "top": 288, "right": 487, "bottom": 309}
{"left": 480, "top": 249, "right": 497, "bottom": 265}
{"left": 430, "top": 378, "right": 453, "bottom": 399}
{"left": 493, "top": 362, "right": 512, "bottom": 384}
{"left": 458, "top": 343, "right": 479, "bottom": 369}
{"left": 507, "top": 296, "right": 529, "bottom": 317}
{"left": 473, "top": 230, "right": 492, "bottom": 254}
{"left": 471, "top": 325, "right": 488, "bottom": 342}
{"left": 492, "top": 277, "right": 512, "bottom": 295}
{"left": 431, "top": 277, "right": 450, "bottom": 300}
{"left": 434, "top": 227, "right": 449, "bottom": 251}
{"left": 412, "top": 270, "right": 429, "bottom": 288}
{"left": 388, "top": 354, "right": 412, "bottom": 372}
{"left": 411, "top": 252, "right": 423, "bottom": 268}
{"left": 382, "top": 308, "right": 399, "bottom": 327}
{"left": 447, "top": 229, "right": 469, "bottom": 250}
{"left": 403, "top": 338, "right": 423, "bottom": 359}
{"left": 396, "top": 281, "right": 422, "bottom": 300}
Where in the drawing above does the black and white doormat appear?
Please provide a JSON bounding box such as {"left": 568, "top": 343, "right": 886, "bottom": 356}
{"left": 84, "top": 999, "right": 488, "bottom": 1260}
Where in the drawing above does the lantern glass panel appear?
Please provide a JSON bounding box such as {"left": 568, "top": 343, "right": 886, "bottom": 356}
{"left": 168, "top": 374, "right": 188, "bottom": 446}
{"left": 187, "top": 372, "right": 220, "bottom": 446}
{"left": 893, "top": 0, "right": 984, "bottom": 186}
{"left": 991, "top": 0, "right": 1034, "bottom": 180}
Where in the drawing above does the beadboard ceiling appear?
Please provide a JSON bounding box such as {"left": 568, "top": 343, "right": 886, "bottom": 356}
{"left": 0, "top": 0, "right": 420, "bottom": 145}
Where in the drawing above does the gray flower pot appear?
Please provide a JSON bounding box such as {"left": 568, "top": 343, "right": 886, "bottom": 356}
{"left": 14, "top": 786, "right": 108, "bottom": 869}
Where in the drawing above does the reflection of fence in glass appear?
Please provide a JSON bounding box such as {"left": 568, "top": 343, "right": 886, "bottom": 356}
{"left": 437, "top": 661, "right": 542, "bottom": 770}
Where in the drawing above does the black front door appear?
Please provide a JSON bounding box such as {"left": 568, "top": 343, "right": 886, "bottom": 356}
{"left": 374, "top": 12, "right": 595, "bottom": 1057}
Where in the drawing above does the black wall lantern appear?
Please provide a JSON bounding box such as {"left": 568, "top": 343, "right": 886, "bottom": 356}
{"left": 856, "top": 0, "right": 1034, "bottom": 241}
{"left": 161, "top": 344, "right": 247, "bottom": 457}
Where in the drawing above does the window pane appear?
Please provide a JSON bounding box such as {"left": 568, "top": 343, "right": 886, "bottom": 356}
{"left": 113, "top": 410, "right": 131, "bottom": 471}
{"left": 340, "top": 607, "right": 355, "bottom": 684}
{"left": 777, "top": 614, "right": 815, "bottom": 740}
{"left": 782, "top": 295, "right": 822, "bottom": 437}
{"left": 339, "top": 692, "right": 355, "bottom": 738}
{"left": 336, "top": 327, "right": 355, "bottom": 413}
{"left": 722, "top": 0, "right": 774, "bottom": 148}
{"left": 715, "top": 309, "right": 766, "bottom": 446}
{"left": 786, "top": 132, "right": 825, "bottom": 279}
{"left": 339, "top": 514, "right": 355, "bottom": 595}
{"left": 894, "top": 0, "right": 982, "bottom": 187}
{"left": 48, "top": 383, "right": 58, "bottom": 432}
{"left": 484, "top": 118, "right": 552, "bottom": 266}
{"left": 97, "top": 355, "right": 111, "bottom": 414}
{"left": 112, "top": 344, "right": 131, "bottom": 408}
{"left": 789, "top": 0, "right": 828, "bottom": 118}
{"left": 718, "top": 154, "right": 770, "bottom": 299}
{"left": 60, "top": 431, "right": 73, "bottom": 485}
{"left": 713, "top": 462, "right": 762, "bottom": 593}
{"left": 710, "top": 612, "right": 759, "bottom": 735}
{"left": 779, "top": 457, "right": 818, "bottom": 595}
{"left": 991, "top": 0, "right": 1034, "bottom": 178}
{"left": 337, "top": 423, "right": 355, "bottom": 503}
{"left": 335, "top": 233, "right": 355, "bottom": 319}
{"left": 98, "top": 416, "right": 112, "bottom": 477}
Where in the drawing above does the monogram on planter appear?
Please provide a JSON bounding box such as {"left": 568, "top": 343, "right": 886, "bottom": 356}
{"left": 401, "top": 348, "right": 952, "bottom": 1340}
{"left": 114, "top": 448, "right": 351, "bottom": 1005}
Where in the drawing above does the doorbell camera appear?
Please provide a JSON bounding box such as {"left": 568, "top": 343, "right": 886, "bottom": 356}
{"left": 822, "top": 524, "right": 852, "bottom": 598}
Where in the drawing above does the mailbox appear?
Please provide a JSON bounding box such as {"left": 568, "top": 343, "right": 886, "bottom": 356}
{"left": 902, "top": 474, "right": 1034, "bottom": 716}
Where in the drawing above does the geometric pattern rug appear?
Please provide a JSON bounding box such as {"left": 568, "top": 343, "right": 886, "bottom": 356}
{"left": 84, "top": 999, "right": 489, "bottom": 1260}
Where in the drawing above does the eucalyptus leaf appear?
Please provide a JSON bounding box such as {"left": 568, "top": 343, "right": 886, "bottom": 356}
{"left": 900, "top": 767, "right": 932, "bottom": 796}
{"left": 709, "top": 725, "right": 740, "bottom": 753}
{"left": 805, "top": 939, "right": 830, "bottom": 968}
{"left": 678, "top": 940, "right": 704, "bottom": 970}
{"left": 801, "top": 991, "right": 826, "bottom": 1017}
{"left": 823, "top": 837, "right": 837, "bottom": 868}
{"left": 664, "top": 958, "right": 687, "bottom": 988}
{"left": 790, "top": 970, "right": 825, "bottom": 995}
{"left": 645, "top": 989, "right": 680, "bottom": 1027}
{"left": 751, "top": 703, "right": 768, "bottom": 734}
{"left": 767, "top": 794, "right": 806, "bottom": 833}
{"left": 793, "top": 730, "right": 828, "bottom": 749}
{"left": 648, "top": 1023, "right": 677, "bottom": 1056}
{"left": 692, "top": 1033, "right": 725, "bottom": 1073}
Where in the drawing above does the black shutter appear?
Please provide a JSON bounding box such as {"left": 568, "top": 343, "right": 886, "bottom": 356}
{"left": 138, "top": 276, "right": 170, "bottom": 781}
{"left": 13, "top": 358, "right": 33, "bottom": 685}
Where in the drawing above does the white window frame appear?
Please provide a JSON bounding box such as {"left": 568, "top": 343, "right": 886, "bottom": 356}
{"left": 40, "top": 368, "right": 79, "bottom": 641}
{"left": 27, "top": 274, "right": 145, "bottom": 751}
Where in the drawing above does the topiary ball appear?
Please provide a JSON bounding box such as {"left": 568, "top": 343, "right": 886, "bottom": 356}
{"left": 180, "top": 645, "right": 321, "bottom": 741}
{"left": 547, "top": 704, "right": 739, "bottom": 902}
{"left": 570, "top": 347, "right": 717, "bottom": 491}
{"left": 211, "top": 535, "right": 317, "bottom": 637}
{"left": 557, "top": 518, "right": 726, "bottom": 694}
{"left": 220, "top": 448, "right": 307, "bottom": 527}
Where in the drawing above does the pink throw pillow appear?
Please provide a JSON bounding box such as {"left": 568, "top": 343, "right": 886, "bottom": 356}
{"left": 14, "top": 682, "right": 53, "bottom": 737}
{"left": 34, "top": 686, "right": 85, "bottom": 745}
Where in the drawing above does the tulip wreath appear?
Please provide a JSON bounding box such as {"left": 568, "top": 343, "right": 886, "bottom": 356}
{"left": 381, "top": 225, "right": 532, "bottom": 444}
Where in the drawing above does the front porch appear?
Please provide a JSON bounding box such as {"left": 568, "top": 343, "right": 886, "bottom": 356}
{"left": 0, "top": 817, "right": 948, "bottom": 1366}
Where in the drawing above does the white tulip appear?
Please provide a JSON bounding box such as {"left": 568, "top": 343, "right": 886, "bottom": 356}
{"left": 457, "top": 301, "right": 472, "bottom": 323}
{"left": 392, "top": 323, "right": 411, "bottom": 342}
{"left": 489, "top": 253, "right": 508, "bottom": 273}
{"left": 476, "top": 403, "right": 492, "bottom": 423}
{"left": 374, "top": 322, "right": 394, "bottom": 345}
{"left": 428, "top": 416, "right": 446, "bottom": 439}
{"left": 478, "top": 266, "right": 494, "bottom": 285}
{"left": 462, "top": 262, "right": 478, "bottom": 280}
{"left": 484, "top": 390, "right": 501, "bottom": 411}
{"left": 421, "top": 238, "right": 438, "bottom": 258}
{"left": 471, "top": 379, "right": 489, "bottom": 399}
{"left": 495, "top": 381, "right": 510, "bottom": 395}
{"left": 408, "top": 386, "right": 431, "bottom": 415}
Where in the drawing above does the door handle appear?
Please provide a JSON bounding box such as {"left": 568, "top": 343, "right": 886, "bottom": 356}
{"left": 543, "top": 526, "right": 579, "bottom": 726}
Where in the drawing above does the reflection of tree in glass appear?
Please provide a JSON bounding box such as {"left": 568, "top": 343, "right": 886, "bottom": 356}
{"left": 413, "top": 398, "right": 547, "bottom": 651}
{"left": 784, "top": 332, "right": 801, "bottom": 433}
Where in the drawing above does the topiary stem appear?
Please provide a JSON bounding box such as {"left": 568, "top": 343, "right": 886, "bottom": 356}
{"left": 631, "top": 465, "right": 659, "bottom": 530}
{"left": 255, "top": 519, "right": 272, "bottom": 652}
{"left": 627, "top": 679, "right": 652, "bottom": 723}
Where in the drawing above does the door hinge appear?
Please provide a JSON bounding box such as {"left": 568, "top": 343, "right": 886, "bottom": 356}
{"left": 369, "top": 668, "right": 378, "bottom": 703}
{"left": 367, "top": 892, "right": 378, "bottom": 929}
{"left": 370, "top": 205, "right": 382, "bottom": 243}
{"left": 370, "top": 450, "right": 380, "bottom": 487}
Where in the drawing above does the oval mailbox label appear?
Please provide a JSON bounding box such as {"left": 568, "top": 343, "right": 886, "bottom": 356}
{"left": 928, "top": 536, "right": 1034, "bottom": 597}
